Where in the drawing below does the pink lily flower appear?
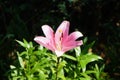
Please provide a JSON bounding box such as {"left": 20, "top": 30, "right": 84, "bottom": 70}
{"left": 34, "top": 21, "right": 83, "bottom": 57}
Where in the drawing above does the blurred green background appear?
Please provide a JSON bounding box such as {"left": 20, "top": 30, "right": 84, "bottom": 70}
{"left": 0, "top": 0, "right": 120, "bottom": 79}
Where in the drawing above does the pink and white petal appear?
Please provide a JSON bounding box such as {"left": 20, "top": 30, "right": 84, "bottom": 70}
{"left": 63, "top": 40, "right": 76, "bottom": 47}
{"left": 62, "top": 40, "right": 83, "bottom": 52}
{"left": 50, "top": 38, "right": 56, "bottom": 51}
{"left": 68, "top": 31, "right": 83, "bottom": 41}
{"left": 55, "top": 21, "right": 70, "bottom": 42}
{"left": 62, "top": 45, "right": 77, "bottom": 52}
{"left": 55, "top": 50, "right": 64, "bottom": 57}
{"left": 34, "top": 36, "right": 55, "bottom": 51}
{"left": 42, "top": 25, "right": 54, "bottom": 39}
{"left": 76, "top": 40, "right": 83, "bottom": 46}
{"left": 62, "top": 41, "right": 77, "bottom": 52}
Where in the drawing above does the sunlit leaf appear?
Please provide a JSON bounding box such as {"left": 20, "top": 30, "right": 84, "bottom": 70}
{"left": 23, "top": 39, "right": 29, "bottom": 48}
{"left": 10, "top": 65, "right": 17, "bottom": 77}
{"left": 16, "top": 40, "right": 25, "bottom": 48}
{"left": 81, "top": 41, "right": 95, "bottom": 55}
{"left": 17, "top": 52, "right": 24, "bottom": 68}
{"left": 63, "top": 54, "right": 77, "bottom": 61}
{"left": 80, "top": 72, "right": 91, "bottom": 80}
{"left": 38, "top": 70, "right": 48, "bottom": 80}
{"left": 58, "top": 68, "right": 66, "bottom": 80}
{"left": 79, "top": 54, "right": 102, "bottom": 72}
{"left": 58, "top": 61, "right": 66, "bottom": 72}
{"left": 83, "top": 37, "right": 88, "bottom": 44}
{"left": 75, "top": 46, "right": 81, "bottom": 56}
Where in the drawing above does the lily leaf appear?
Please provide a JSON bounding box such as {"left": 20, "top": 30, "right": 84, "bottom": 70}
{"left": 17, "top": 52, "right": 24, "bottom": 68}
{"left": 63, "top": 54, "right": 77, "bottom": 61}
{"left": 79, "top": 53, "right": 102, "bottom": 72}
{"left": 74, "top": 46, "right": 81, "bottom": 56}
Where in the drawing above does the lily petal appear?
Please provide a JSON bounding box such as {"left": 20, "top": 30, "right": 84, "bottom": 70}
{"left": 34, "top": 36, "right": 55, "bottom": 51}
{"left": 55, "top": 50, "right": 64, "bottom": 57}
{"left": 55, "top": 21, "right": 70, "bottom": 43}
{"left": 42, "top": 25, "right": 54, "bottom": 39}
{"left": 62, "top": 41, "right": 77, "bottom": 52}
{"left": 76, "top": 40, "right": 83, "bottom": 46}
{"left": 62, "top": 40, "right": 83, "bottom": 52}
{"left": 68, "top": 31, "right": 83, "bottom": 41}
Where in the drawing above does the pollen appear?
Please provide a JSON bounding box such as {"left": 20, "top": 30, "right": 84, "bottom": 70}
{"left": 59, "top": 29, "right": 62, "bottom": 33}
{"left": 56, "top": 41, "right": 62, "bottom": 51}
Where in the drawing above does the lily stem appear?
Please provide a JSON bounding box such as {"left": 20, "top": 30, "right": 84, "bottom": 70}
{"left": 56, "top": 57, "right": 60, "bottom": 80}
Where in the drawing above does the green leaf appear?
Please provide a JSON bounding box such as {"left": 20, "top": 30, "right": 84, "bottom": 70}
{"left": 38, "top": 70, "right": 48, "bottom": 80}
{"left": 58, "top": 61, "right": 66, "bottom": 72}
{"left": 10, "top": 65, "right": 16, "bottom": 69}
{"left": 75, "top": 46, "right": 81, "bottom": 56}
{"left": 23, "top": 39, "right": 30, "bottom": 49}
{"left": 16, "top": 39, "right": 32, "bottom": 49}
{"left": 85, "top": 70, "right": 96, "bottom": 74}
{"left": 63, "top": 54, "right": 77, "bottom": 61}
{"left": 58, "top": 67, "right": 66, "bottom": 80}
{"left": 10, "top": 65, "right": 18, "bottom": 77}
{"left": 81, "top": 41, "right": 95, "bottom": 55}
{"left": 38, "top": 45, "right": 44, "bottom": 50}
{"left": 58, "top": 72, "right": 66, "bottom": 80}
{"left": 17, "top": 52, "right": 24, "bottom": 68}
{"left": 83, "top": 37, "right": 88, "bottom": 44}
{"left": 80, "top": 60, "right": 86, "bottom": 72}
{"left": 50, "top": 67, "right": 56, "bottom": 74}
{"left": 30, "top": 62, "right": 40, "bottom": 74}
{"left": 79, "top": 54, "right": 102, "bottom": 72}
{"left": 80, "top": 73, "right": 91, "bottom": 80}
{"left": 93, "top": 64, "right": 106, "bottom": 80}
{"left": 29, "top": 41, "right": 33, "bottom": 47}
{"left": 16, "top": 40, "right": 25, "bottom": 48}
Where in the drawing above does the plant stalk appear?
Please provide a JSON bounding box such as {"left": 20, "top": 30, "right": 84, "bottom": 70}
{"left": 56, "top": 57, "right": 60, "bottom": 80}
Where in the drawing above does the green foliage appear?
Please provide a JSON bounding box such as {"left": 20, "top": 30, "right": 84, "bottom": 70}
{"left": 8, "top": 39, "right": 51, "bottom": 80}
{"left": 7, "top": 39, "right": 108, "bottom": 80}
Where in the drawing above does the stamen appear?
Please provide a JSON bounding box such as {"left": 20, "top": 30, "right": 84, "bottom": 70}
{"left": 59, "top": 29, "right": 62, "bottom": 33}
{"left": 56, "top": 41, "right": 62, "bottom": 51}
{"left": 56, "top": 29, "right": 63, "bottom": 51}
